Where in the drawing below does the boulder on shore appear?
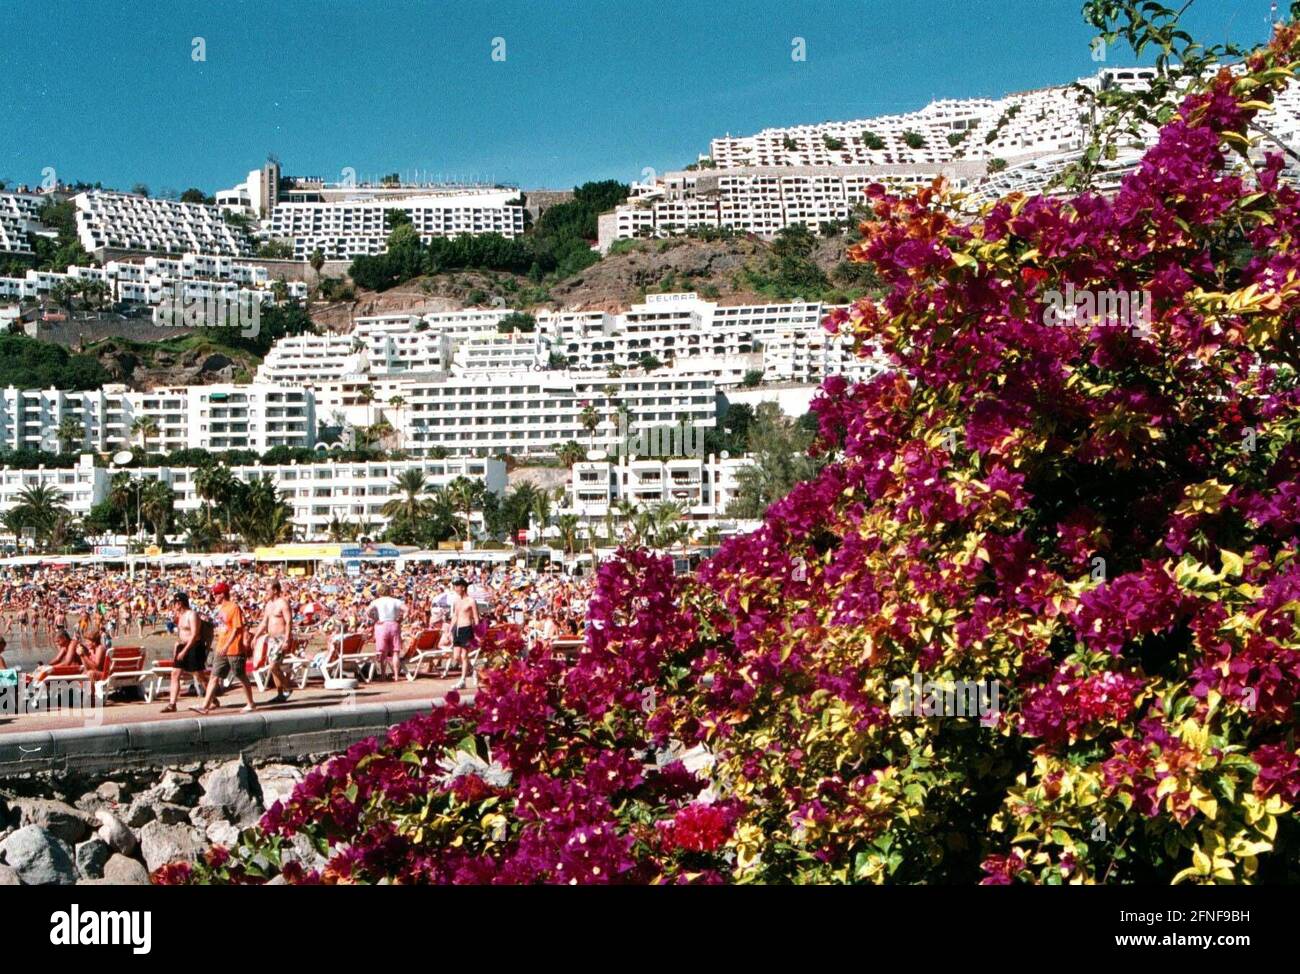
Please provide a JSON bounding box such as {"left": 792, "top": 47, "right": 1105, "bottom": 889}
{"left": 0, "top": 826, "right": 76, "bottom": 885}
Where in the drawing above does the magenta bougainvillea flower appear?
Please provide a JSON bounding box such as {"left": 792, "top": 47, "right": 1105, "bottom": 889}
{"left": 159, "top": 23, "right": 1300, "bottom": 887}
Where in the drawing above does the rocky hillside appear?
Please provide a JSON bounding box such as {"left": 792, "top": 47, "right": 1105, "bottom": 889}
{"left": 312, "top": 232, "right": 871, "bottom": 327}
{"left": 87, "top": 336, "right": 262, "bottom": 388}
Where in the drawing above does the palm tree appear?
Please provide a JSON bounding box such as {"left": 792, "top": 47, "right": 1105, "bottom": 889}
{"left": 530, "top": 489, "right": 552, "bottom": 540}
{"left": 83, "top": 279, "right": 109, "bottom": 311}
{"left": 178, "top": 509, "right": 220, "bottom": 552}
{"left": 231, "top": 476, "right": 296, "bottom": 546}
{"left": 387, "top": 395, "right": 406, "bottom": 451}
{"left": 627, "top": 500, "right": 686, "bottom": 549}
{"left": 445, "top": 476, "right": 486, "bottom": 545}
{"left": 327, "top": 514, "right": 348, "bottom": 543}
{"left": 651, "top": 501, "right": 688, "bottom": 549}
{"left": 193, "top": 463, "right": 238, "bottom": 547}
{"left": 130, "top": 416, "right": 161, "bottom": 457}
{"left": 47, "top": 511, "right": 81, "bottom": 553}
{"left": 556, "top": 440, "right": 585, "bottom": 468}
{"left": 554, "top": 514, "right": 580, "bottom": 555}
{"left": 11, "top": 484, "right": 69, "bottom": 551}
{"left": 365, "top": 418, "right": 395, "bottom": 451}
{"left": 579, "top": 404, "right": 599, "bottom": 449}
{"left": 56, "top": 416, "right": 85, "bottom": 454}
{"left": 49, "top": 280, "right": 77, "bottom": 319}
{"left": 382, "top": 469, "right": 431, "bottom": 521}
{"left": 309, "top": 249, "right": 325, "bottom": 287}
{"left": 107, "top": 471, "right": 138, "bottom": 535}
{"left": 358, "top": 386, "right": 376, "bottom": 429}
{"left": 139, "top": 479, "right": 175, "bottom": 547}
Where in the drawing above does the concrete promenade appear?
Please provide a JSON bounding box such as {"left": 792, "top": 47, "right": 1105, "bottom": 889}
{"left": 0, "top": 677, "right": 467, "bottom": 775}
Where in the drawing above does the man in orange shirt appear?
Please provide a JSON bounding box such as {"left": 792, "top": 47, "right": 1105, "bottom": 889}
{"left": 196, "top": 581, "right": 256, "bottom": 715}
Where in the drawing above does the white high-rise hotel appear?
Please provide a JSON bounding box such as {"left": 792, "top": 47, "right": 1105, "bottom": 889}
{"left": 597, "top": 67, "right": 1221, "bottom": 249}
{"left": 0, "top": 384, "right": 314, "bottom": 455}
{"left": 0, "top": 453, "right": 508, "bottom": 541}
{"left": 52, "top": 161, "right": 525, "bottom": 265}
{"left": 218, "top": 161, "right": 526, "bottom": 260}
{"left": 74, "top": 191, "right": 255, "bottom": 256}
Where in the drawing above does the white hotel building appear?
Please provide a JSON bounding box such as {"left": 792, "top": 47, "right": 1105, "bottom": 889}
{"left": 0, "top": 192, "right": 47, "bottom": 257}
{"left": 600, "top": 164, "right": 983, "bottom": 249}
{"left": 265, "top": 189, "right": 526, "bottom": 260}
{"left": 310, "top": 369, "right": 717, "bottom": 458}
{"left": 0, "top": 454, "right": 506, "bottom": 541}
{"left": 601, "top": 68, "right": 1181, "bottom": 248}
{"left": 136, "top": 455, "right": 506, "bottom": 539}
{"left": 74, "top": 191, "right": 254, "bottom": 257}
{"left": 0, "top": 384, "right": 314, "bottom": 456}
{"left": 257, "top": 295, "right": 859, "bottom": 391}
{"left": 563, "top": 454, "right": 751, "bottom": 523}
{"left": 0, "top": 252, "right": 306, "bottom": 307}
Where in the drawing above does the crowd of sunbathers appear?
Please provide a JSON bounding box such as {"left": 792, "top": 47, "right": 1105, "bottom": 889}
{"left": 0, "top": 563, "right": 593, "bottom": 715}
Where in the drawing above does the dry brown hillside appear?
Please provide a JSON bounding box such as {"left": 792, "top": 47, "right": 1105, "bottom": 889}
{"left": 311, "top": 233, "right": 869, "bottom": 328}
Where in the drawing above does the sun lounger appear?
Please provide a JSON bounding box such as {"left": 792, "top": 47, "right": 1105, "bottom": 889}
{"left": 142, "top": 659, "right": 206, "bottom": 703}
{"left": 405, "top": 628, "right": 453, "bottom": 681}
{"left": 251, "top": 636, "right": 303, "bottom": 692}
{"left": 331, "top": 631, "right": 377, "bottom": 682}
{"left": 92, "top": 646, "right": 150, "bottom": 701}
{"left": 26, "top": 664, "right": 93, "bottom": 708}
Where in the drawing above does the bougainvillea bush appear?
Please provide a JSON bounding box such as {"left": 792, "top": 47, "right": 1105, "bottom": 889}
{"left": 163, "top": 26, "right": 1300, "bottom": 886}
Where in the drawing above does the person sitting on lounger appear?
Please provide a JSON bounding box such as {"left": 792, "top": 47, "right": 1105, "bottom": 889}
{"left": 47, "top": 629, "right": 79, "bottom": 668}
{"left": 78, "top": 629, "right": 108, "bottom": 677}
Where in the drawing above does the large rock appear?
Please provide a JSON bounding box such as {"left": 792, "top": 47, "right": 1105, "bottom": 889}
{"left": 74, "top": 792, "right": 108, "bottom": 815}
{"left": 200, "top": 759, "right": 263, "bottom": 826}
{"left": 0, "top": 864, "right": 20, "bottom": 885}
{"left": 138, "top": 821, "right": 202, "bottom": 874}
{"left": 10, "top": 798, "right": 94, "bottom": 844}
{"left": 155, "top": 769, "right": 199, "bottom": 806}
{"left": 256, "top": 764, "right": 303, "bottom": 807}
{"left": 188, "top": 804, "right": 228, "bottom": 831}
{"left": 154, "top": 803, "right": 191, "bottom": 826}
{"left": 286, "top": 833, "right": 328, "bottom": 871}
{"left": 205, "top": 820, "right": 240, "bottom": 849}
{"left": 75, "top": 837, "right": 112, "bottom": 880}
{"left": 95, "top": 781, "right": 128, "bottom": 805}
{"left": 124, "top": 798, "right": 157, "bottom": 829}
{"left": 95, "top": 809, "right": 138, "bottom": 856}
{"left": 101, "top": 854, "right": 150, "bottom": 885}
{"left": 0, "top": 826, "right": 76, "bottom": 885}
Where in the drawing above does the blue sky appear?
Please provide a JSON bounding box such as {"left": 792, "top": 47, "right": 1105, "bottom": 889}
{"left": 0, "top": 0, "right": 1271, "bottom": 194}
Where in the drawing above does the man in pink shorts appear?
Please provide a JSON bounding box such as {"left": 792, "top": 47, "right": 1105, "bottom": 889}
{"left": 368, "top": 583, "right": 406, "bottom": 681}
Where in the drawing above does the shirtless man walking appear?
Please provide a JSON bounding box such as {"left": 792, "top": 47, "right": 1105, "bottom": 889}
{"left": 162, "top": 591, "right": 210, "bottom": 713}
{"left": 449, "top": 577, "right": 479, "bottom": 691}
{"left": 253, "top": 580, "right": 294, "bottom": 704}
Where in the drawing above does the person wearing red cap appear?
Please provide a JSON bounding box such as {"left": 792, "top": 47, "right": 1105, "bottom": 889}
{"left": 195, "top": 581, "right": 256, "bottom": 715}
